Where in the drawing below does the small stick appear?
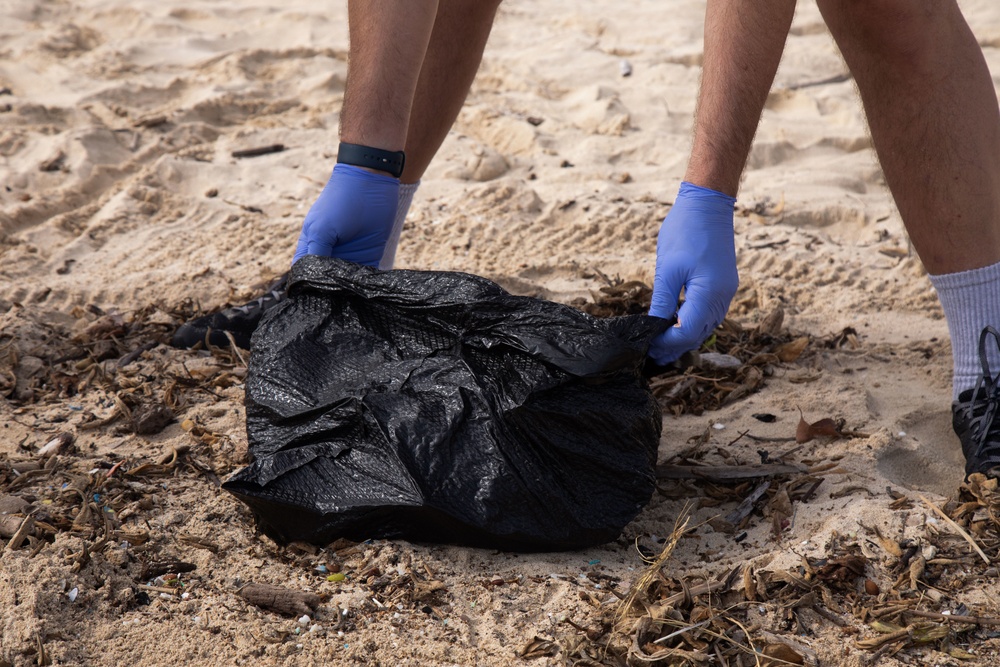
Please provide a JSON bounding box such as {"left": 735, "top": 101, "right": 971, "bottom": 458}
{"left": 657, "top": 577, "right": 729, "bottom": 609}
{"left": 745, "top": 434, "right": 797, "bottom": 443}
{"left": 231, "top": 144, "right": 285, "bottom": 158}
{"left": 5, "top": 515, "right": 35, "bottom": 552}
{"left": 655, "top": 463, "right": 806, "bottom": 481}
{"left": 918, "top": 494, "right": 990, "bottom": 564}
{"left": 139, "top": 584, "right": 183, "bottom": 595}
{"left": 723, "top": 480, "right": 771, "bottom": 527}
{"left": 870, "top": 602, "right": 918, "bottom": 619}
{"left": 724, "top": 429, "right": 750, "bottom": 447}
{"left": 177, "top": 534, "right": 220, "bottom": 554}
{"left": 117, "top": 340, "right": 158, "bottom": 367}
{"left": 223, "top": 331, "right": 248, "bottom": 367}
{"left": 142, "top": 561, "right": 197, "bottom": 579}
{"left": 653, "top": 619, "right": 712, "bottom": 644}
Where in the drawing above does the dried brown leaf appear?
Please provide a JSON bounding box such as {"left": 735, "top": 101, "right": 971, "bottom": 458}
{"left": 775, "top": 336, "right": 809, "bottom": 362}
{"left": 762, "top": 642, "right": 805, "bottom": 665}
{"left": 816, "top": 556, "right": 866, "bottom": 584}
{"left": 743, "top": 565, "right": 757, "bottom": 601}
{"left": 795, "top": 409, "right": 842, "bottom": 444}
{"left": 757, "top": 307, "right": 785, "bottom": 337}
{"left": 946, "top": 645, "right": 980, "bottom": 660}
{"left": 908, "top": 555, "right": 926, "bottom": 590}
{"left": 520, "top": 636, "right": 560, "bottom": 659}
{"left": 910, "top": 622, "right": 949, "bottom": 644}
{"left": 870, "top": 620, "right": 905, "bottom": 634}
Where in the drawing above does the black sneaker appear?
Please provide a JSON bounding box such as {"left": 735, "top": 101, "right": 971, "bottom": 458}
{"left": 171, "top": 274, "right": 288, "bottom": 350}
{"left": 952, "top": 326, "right": 1000, "bottom": 479}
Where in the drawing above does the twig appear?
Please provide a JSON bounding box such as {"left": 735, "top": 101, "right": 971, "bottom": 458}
{"left": 656, "top": 577, "right": 732, "bottom": 610}
{"left": 117, "top": 340, "right": 158, "bottom": 367}
{"left": 655, "top": 463, "right": 806, "bottom": 481}
{"left": 745, "top": 434, "right": 797, "bottom": 443}
{"left": 231, "top": 144, "right": 285, "bottom": 158}
{"left": 3, "top": 515, "right": 35, "bottom": 553}
{"left": 724, "top": 430, "right": 750, "bottom": 447}
{"left": 177, "top": 534, "right": 220, "bottom": 554}
{"left": 723, "top": 480, "right": 771, "bottom": 527}
{"left": 224, "top": 331, "right": 248, "bottom": 368}
{"left": 138, "top": 584, "right": 182, "bottom": 595}
{"left": 653, "top": 619, "right": 712, "bottom": 644}
{"left": 918, "top": 494, "right": 990, "bottom": 564}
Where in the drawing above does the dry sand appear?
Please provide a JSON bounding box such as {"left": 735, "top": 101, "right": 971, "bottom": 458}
{"left": 3, "top": 0, "right": 1000, "bottom": 665}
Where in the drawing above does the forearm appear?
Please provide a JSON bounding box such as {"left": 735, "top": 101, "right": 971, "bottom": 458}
{"left": 340, "top": 0, "right": 440, "bottom": 151}
{"left": 684, "top": 0, "right": 796, "bottom": 196}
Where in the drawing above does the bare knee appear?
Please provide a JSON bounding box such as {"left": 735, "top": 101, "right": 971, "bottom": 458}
{"left": 454, "top": 0, "right": 503, "bottom": 18}
{"left": 818, "top": 0, "right": 962, "bottom": 64}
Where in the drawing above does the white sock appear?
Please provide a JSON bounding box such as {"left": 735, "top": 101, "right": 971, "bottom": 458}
{"left": 379, "top": 180, "right": 420, "bottom": 270}
{"left": 929, "top": 259, "right": 1000, "bottom": 400}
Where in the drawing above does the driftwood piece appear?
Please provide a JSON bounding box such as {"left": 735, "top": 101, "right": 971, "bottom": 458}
{"left": 655, "top": 463, "right": 806, "bottom": 481}
{"left": 10, "top": 461, "right": 42, "bottom": 474}
{"left": 0, "top": 495, "right": 33, "bottom": 516}
{"left": 724, "top": 480, "right": 772, "bottom": 527}
{"left": 0, "top": 514, "right": 29, "bottom": 538}
{"left": 142, "top": 561, "right": 197, "bottom": 579}
{"left": 5, "top": 515, "right": 35, "bottom": 551}
{"left": 239, "top": 583, "right": 320, "bottom": 617}
{"left": 231, "top": 144, "right": 285, "bottom": 158}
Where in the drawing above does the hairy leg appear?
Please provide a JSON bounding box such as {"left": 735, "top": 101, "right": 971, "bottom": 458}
{"left": 684, "top": 0, "right": 796, "bottom": 196}
{"left": 402, "top": 0, "right": 503, "bottom": 182}
{"left": 818, "top": 0, "right": 1000, "bottom": 274}
{"left": 339, "top": 0, "right": 440, "bottom": 153}
{"left": 339, "top": 0, "right": 502, "bottom": 183}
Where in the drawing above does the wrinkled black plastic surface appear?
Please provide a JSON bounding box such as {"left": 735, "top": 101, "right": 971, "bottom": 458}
{"left": 223, "top": 255, "right": 669, "bottom": 551}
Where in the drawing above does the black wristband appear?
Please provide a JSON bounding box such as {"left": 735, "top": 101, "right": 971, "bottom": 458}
{"left": 336, "top": 142, "right": 406, "bottom": 178}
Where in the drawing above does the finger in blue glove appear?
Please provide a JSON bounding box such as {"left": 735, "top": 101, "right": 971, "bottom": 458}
{"left": 648, "top": 181, "right": 738, "bottom": 364}
{"left": 293, "top": 163, "right": 400, "bottom": 267}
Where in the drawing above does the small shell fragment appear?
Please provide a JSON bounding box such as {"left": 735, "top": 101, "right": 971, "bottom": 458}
{"left": 39, "top": 432, "right": 74, "bottom": 458}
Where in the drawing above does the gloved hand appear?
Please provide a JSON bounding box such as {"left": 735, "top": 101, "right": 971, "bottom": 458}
{"left": 293, "top": 163, "right": 400, "bottom": 266}
{"left": 648, "top": 181, "right": 738, "bottom": 364}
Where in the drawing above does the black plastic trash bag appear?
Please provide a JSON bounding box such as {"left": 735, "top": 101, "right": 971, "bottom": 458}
{"left": 223, "top": 255, "right": 670, "bottom": 551}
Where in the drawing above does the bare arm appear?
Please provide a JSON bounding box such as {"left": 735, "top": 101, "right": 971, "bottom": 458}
{"left": 684, "top": 0, "right": 797, "bottom": 197}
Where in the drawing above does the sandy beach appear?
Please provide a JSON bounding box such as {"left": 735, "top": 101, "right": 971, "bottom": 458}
{"left": 3, "top": 0, "right": 1000, "bottom": 664}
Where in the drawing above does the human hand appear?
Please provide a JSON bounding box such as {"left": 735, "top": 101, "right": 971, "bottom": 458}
{"left": 293, "top": 164, "right": 400, "bottom": 266}
{"left": 648, "top": 182, "right": 737, "bottom": 364}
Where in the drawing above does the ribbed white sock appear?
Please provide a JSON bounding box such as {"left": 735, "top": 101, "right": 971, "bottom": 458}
{"left": 379, "top": 180, "right": 420, "bottom": 270}
{"left": 929, "top": 259, "right": 1000, "bottom": 400}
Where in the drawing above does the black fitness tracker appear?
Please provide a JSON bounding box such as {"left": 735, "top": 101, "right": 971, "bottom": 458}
{"left": 337, "top": 142, "right": 406, "bottom": 178}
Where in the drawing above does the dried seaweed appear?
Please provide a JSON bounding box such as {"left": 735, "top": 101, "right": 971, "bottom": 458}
{"left": 573, "top": 275, "right": 811, "bottom": 415}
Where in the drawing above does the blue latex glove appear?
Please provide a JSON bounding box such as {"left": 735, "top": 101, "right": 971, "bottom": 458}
{"left": 648, "top": 182, "right": 738, "bottom": 364}
{"left": 293, "top": 163, "right": 400, "bottom": 266}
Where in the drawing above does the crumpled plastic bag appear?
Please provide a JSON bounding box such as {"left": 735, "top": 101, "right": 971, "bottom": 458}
{"left": 223, "top": 255, "right": 669, "bottom": 551}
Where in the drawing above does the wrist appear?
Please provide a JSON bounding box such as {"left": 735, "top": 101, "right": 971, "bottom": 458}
{"left": 678, "top": 181, "right": 737, "bottom": 206}
{"left": 337, "top": 142, "right": 406, "bottom": 179}
{"left": 683, "top": 155, "right": 741, "bottom": 198}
